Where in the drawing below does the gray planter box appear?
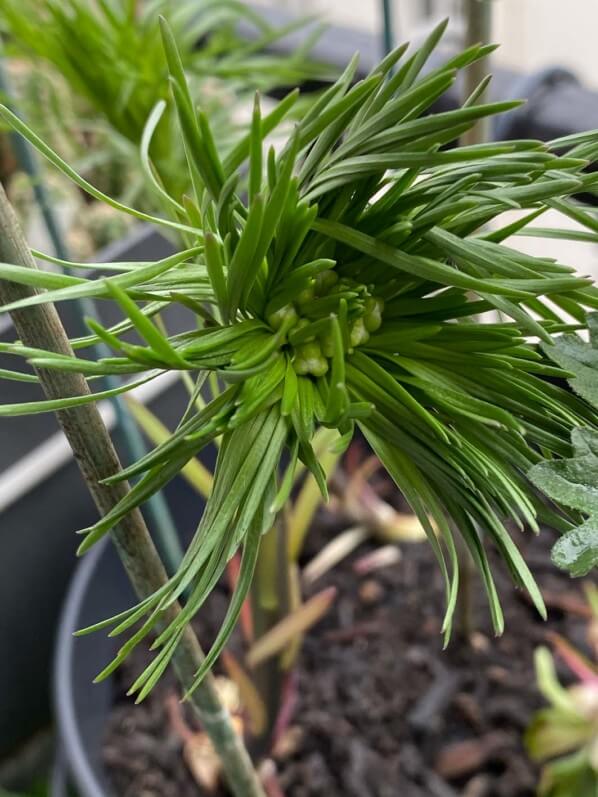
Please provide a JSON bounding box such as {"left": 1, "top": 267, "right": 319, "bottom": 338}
{"left": 0, "top": 225, "right": 182, "bottom": 756}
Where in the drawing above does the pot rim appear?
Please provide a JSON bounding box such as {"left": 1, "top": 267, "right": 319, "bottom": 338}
{"left": 52, "top": 537, "right": 111, "bottom": 797}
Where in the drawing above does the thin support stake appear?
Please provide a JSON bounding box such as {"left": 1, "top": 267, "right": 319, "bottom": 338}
{"left": 381, "top": 0, "right": 395, "bottom": 57}
{"left": 0, "top": 182, "right": 265, "bottom": 797}
{"left": 0, "top": 56, "right": 183, "bottom": 574}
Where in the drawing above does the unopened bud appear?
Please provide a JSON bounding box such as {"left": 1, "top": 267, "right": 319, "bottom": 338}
{"left": 268, "top": 304, "right": 298, "bottom": 330}
{"left": 350, "top": 318, "right": 370, "bottom": 347}
{"left": 314, "top": 269, "right": 338, "bottom": 294}
{"left": 296, "top": 285, "right": 315, "bottom": 306}
{"left": 295, "top": 341, "right": 328, "bottom": 377}
{"left": 363, "top": 297, "right": 384, "bottom": 332}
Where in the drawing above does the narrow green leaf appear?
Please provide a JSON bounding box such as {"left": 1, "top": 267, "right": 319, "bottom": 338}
{"left": 0, "top": 105, "right": 202, "bottom": 236}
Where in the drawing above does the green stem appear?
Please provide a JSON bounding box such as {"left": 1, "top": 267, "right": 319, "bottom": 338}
{"left": 0, "top": 183, "right": 265, "bottom": 797}
{"left": 250, "top": 522, "right": 288, "bottom": 755}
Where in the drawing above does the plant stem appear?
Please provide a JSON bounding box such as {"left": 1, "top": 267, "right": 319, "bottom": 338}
{"left": 250, "top": 522, "right": 288, "bottom": 755}
{"left": 462, "top": 0, "right": 493, "bottom": 145}
{"left": 0, "top": 183, "right": 265, "bottom": 797}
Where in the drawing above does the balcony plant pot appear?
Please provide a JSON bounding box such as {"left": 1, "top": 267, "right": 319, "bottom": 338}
{"left": 52, "top": 472, "right": 206, "bottom": 797}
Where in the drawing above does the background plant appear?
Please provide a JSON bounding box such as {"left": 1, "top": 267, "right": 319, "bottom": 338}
{"left": 0, "top": 0, "right": 329, "bottom": 215}
{"left": 529, "top": 313, "right": 598, "bottom": 576}
{"left": 525, "top": 584, "right": 598, "bottom": 797}
{"left": 2, "top": 14, "right": 598, "bottom": 768}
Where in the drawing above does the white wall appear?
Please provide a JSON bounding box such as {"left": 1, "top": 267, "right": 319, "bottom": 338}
{"left": 493, "top": 1, "right": 598, "bottom": 88}
{"left": 264, "top": 0, "right": 379, "bottom": 31}
{"left": 256, "top": 1, "right": 598, "bottom": 88}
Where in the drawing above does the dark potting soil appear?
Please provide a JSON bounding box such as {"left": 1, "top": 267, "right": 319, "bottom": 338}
{"left": 104, "top": 515, "right": 590, "bottom": 797}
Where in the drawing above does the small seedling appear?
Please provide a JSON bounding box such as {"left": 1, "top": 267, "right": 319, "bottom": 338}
{"left": 526, "top": 585, "right": 598, "bottom": 797}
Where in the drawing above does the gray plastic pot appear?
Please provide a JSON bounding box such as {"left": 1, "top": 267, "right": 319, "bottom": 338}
{"left": 52, "top": 468, "right": 209, "bottom": 797}
{"left": 53, "top": 536, "right": 127, "bottom": 797}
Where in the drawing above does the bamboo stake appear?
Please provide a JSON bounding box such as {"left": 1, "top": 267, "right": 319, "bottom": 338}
{"left": 0, "top": 54, "right": 184, "bottom": 576}
{"left": 0, "top": 183, "right": 265, "bottom": 797}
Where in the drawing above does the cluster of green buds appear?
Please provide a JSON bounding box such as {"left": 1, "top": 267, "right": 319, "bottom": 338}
{"left": 267, "top": 269, "right": 384, "bottom": 377}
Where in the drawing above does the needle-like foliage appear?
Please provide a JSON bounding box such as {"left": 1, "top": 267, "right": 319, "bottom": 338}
{"left": 2, "top": 18, "right": 598, "bottom": 698}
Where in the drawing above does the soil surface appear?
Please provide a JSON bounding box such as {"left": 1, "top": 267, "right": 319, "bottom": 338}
{"left": 104, "top": 507, "right": 591, "bottom": 797}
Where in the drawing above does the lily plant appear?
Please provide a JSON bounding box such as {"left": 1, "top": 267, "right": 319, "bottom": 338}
{"left": 1, "top": 14, "right": 598, "bottom": 781}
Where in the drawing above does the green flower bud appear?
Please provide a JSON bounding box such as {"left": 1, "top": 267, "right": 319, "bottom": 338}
{"left": 296, "top": 285, "right": 315, "bottom": 306}
{"left": 314, "top": 269, "right": 338, "bottom": 295}
{"left": 267, "top": 304, "right": 298, "bottom": 330}
{"left": 298, "top": 340, "right": 323, "bottom": 360}
{"left": 350, "top": 317, "right": 370, "bottom": 348}
{"left": 363, "top": 297, "right": 384, "bottom": 332}
{"left": 309, "top": 357, "right": 329, "bottom": 377}
{"left": 295, "top": 341, "right": 328, "bottom": 377}
{"left": 293, "top": 356, "right": 310, "bottom": 375}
